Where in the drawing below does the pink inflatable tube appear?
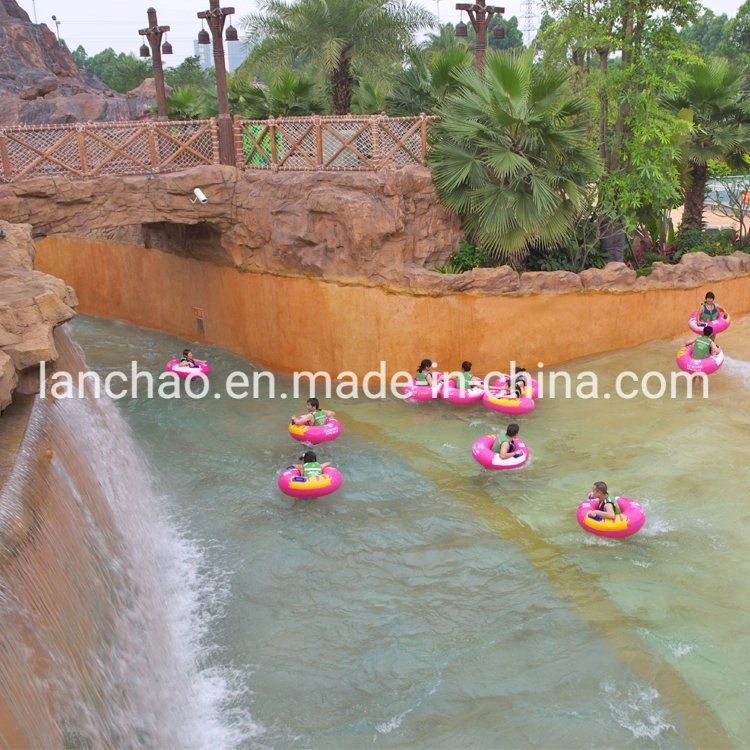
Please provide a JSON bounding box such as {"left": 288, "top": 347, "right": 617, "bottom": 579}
{"left": 471, "top": 435, "right": 529, "bottom": 470}
{"left": 688, "top": 311, "right": 730, "bottom": 334}
{"left": 402, "top": 373, "right": 443, "bottom": 402}
{"left": 675, "top": 344, "right": 724, "bottom": 374}
{"left": 491, "top": 375, "right": 540, "bottom": 400}
{"left": 483, "top": 392, "right": 535, "bottom": 415}
{"left": 442, "top": 384, "right": 485, "bottom": 404}
{"left": 277, "top": 466, "right": 343, "bottom": 499}
{"left": 576, "top": 496, "right": 646, "bottom": 538}
{"left": 288, "top": 418, "right": 342, "bottom": 444}
{"left": 165, "top": 359, "right": 211, "bottom": 378}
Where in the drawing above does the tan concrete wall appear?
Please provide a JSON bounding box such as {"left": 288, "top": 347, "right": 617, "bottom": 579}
{"left": 36, "top": 236, "right": 750, "bottom": 377}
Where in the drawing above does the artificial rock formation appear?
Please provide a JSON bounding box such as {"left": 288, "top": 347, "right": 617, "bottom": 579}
{"left": 0, "top": 165, "right": 464, "bottom": 285}
{"left": 0, "top": 0, "right": 131, "bottom": 125}
{"left": 0, "top": 221, "right": 77, "bottom": 409}
{"left": 3, "top": 163, "right": 750, "bottom": 296}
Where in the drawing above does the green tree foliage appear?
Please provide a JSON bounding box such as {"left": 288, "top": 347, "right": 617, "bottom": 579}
{"left": 351, "top": 78, "right": 390, "bottom": 114}
{"left": 240, "top": 0, "right": 434, "bottom": 114}
{"left": 725, "top": 0, "right": 750, "bottom": 59}
{"left": 71, "top": 48, "right": 151, "bottom": 93}
{"left": 385, "top": 47, "right": 471, "bottom": 115}
{"left": 419, "top": 23, "right": 469, "bottom": 60}
{"left": 428, "top": 48, "right": 599, "bottom": 262}
{"left": 663, "top": 57, "right": 750, "bottom": 230}
{"left": 680, "top": 10, "right": 731, "bottom": 57}
{"left": 71, "top": 45, "right": 88, "bottom": 69}
{"left": 164, "top": 56, "right": 212, "bottom": 90}
{"left": 235, "top": 69, "right": 325, "bottom": 118}
{"left": 487, "top": 16, "right": 525, "bottom": 50}
{"left": 459, "top": 16, "right": 524, "bottom": 53}
{"left": 540, "top": 0, "right": 702, "bottom": 261}
{"left": 165, "top": 87, "right": 205, "bottom": 120}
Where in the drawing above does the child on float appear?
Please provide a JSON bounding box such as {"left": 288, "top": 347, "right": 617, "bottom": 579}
{"left": 697, "top": 291, "right": 727, "bottom": 339}
{"left": 586, "top": 481, "right": 621, "bottom": 520}
{"left": 179, "top": 349, "right": 207, "bottom": 368}
{"left": 291, "top": 398, "right": 336, "bottom": 427}
{"left": 450, "top": 361, "right": 483, "bottom": 390}
{"left": 493, "top": 366, "right": 530, "bottom": 398}
{"left": 415, "top": 358, "right": 442, "bottom": 387}
{"left": 687, "top": 325, "right": 721, "bottom": 360}
{"left": 293, "top": 450, "right": 331, "bottom": 477}
{"left": 491, "top": 423, "right": 522, "bottom": 459}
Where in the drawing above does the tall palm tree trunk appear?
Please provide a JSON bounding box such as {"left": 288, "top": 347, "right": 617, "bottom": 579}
{"left": 682, "top": 160, "right": 708, "bottom": 230}
{"left": 331, "top": 56, "right": 353, "bottom": 115}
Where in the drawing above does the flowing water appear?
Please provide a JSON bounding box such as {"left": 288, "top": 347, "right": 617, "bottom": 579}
{"left": 2, "top": 312, "right": 749, "bottom": 749}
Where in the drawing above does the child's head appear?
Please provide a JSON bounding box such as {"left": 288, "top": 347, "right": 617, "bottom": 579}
{"left": 506, "top": 423, "right": 520, "bottom": 437}
{"left": 705, "top": 291, "right": 715, "bottom": 301}
{"left": 592, "top": 481, "right": 608, "bottom": 497}
{"left": 462, "top": 360, "right": 472, "bottom": 372}
{"left": 418, "top": 358, "right": 433, "bottom": 372}
{"left": 307, "top": 397, "right": 320, "bottom": 410}
{"left": 183, "top": 348, "right": 191, "bottom": 358}
{"left": 302, "top": 450, "right": 317, "bottom": 463}
{"left": 703, "top": 326, "right": 714, "bottom": 337}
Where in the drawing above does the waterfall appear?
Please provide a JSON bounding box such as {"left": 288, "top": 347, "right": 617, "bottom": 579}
{"left": 0, "top": 328, "right": 251, "bottom": 748}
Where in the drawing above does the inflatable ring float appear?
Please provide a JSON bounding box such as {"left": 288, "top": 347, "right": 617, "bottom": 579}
{"left": 471, "top": 435, "right": 529, "bottom": 470}
{"left": 688, "top": 310, "right": 730, "bottom": 335}
{"left": 675, "top": 344, "right": 724, "bottom": 374}
{"left": 442, "top": 383, "right": 485, "bottom": 404}
{"left": 402, "top": 372, "right": 443, "bottom": 402}
{"left": 277, "top": 466, "right": 343, "bottom": 499}
{"left": 576, "top": 496, "right": 646, "bottom": 538}
{"left": 491, "top": 375, "right": 539, "bottom": 400}
{"left": 483, "top": 391, "right": 535, "bottom": 415}
{"left": 166, "top": 359, "right": 211, "bottom": 378}
{"left": 289, "top": 418, "right": 342, "bottom": 445}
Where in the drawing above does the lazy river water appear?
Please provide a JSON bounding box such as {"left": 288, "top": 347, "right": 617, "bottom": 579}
{"left": 55, "top": 313, "right": 750, "bottom": 748}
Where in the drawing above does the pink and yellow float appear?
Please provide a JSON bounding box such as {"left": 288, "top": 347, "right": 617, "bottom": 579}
{"left": 483, "top": 391, "right": 535, "bottom": 415}
{"left": 288, "top": 418, "right": 343, "bottom": 444}
{"left": 576, "top": 496, "right": 646, "bottom": 539}
{"left": 277, "top": 466, "right": 343, "bottom": 499}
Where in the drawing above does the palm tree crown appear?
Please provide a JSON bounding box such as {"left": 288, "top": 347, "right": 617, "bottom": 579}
{"left": 242, "top": 0, "right": 435, "bottom": 115}
{"left": 663, "top": 57, "right": 750, "bottom": 230}
{"left": 429, "top": 48, "right": 599, "bottom": 261}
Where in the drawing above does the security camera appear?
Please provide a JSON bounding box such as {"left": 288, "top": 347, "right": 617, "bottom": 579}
{"left": 191, "top": 188, "right": 208, "bottom": 204}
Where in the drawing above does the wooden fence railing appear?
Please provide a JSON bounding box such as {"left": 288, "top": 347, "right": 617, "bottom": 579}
{"left": 0, "top": 115, "right": 436, "bottom": 183}
{"left": 235, "top": 114, "right": 437, "bottom": 171}
{"left": 0, "top": 119, "right": 218, "bottom": 182}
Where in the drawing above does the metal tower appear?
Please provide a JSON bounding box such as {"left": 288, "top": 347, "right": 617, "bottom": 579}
{"left": 520, "top": 0, "right": 538, "bottom": 46}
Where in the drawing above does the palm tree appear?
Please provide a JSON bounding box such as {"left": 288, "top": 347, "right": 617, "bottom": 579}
{"left": 419, "top": 23, "right": 467, "bottom": 61}
{"left": 386, "top": 46, "right": 471, "bottom": 115}
{"left": 429, "top": 48, "right": 599, "bottom": 262}
{"left": 165, "top": 87, "right": 203, "bottom": 120}
{"left": 237, "top": 70, "right": 325, "bottom": 118}
{"left": 663, "top": 58, "right": 750, "bottom": 230}
{"left": 241, "top": 0, "right": 434, "bottom": 115}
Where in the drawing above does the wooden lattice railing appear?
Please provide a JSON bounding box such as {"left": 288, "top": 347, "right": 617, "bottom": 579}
{"left": 0, "top": 119, "right": 219, "bottom": 182}
{"left": 0, "top": 115, "right": 436, "bottom": 183}
{"left": 235, "top": 114, "right": 437, "bottom": 171}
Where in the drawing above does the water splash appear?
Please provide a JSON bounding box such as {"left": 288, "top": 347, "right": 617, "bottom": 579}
{"left": 0, "top": 329, "right": 259, "bottom": 748}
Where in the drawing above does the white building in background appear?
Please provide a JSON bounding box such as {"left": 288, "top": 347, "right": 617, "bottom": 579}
{"left": 193, "top": 39, "right": 252, "bottom": 72}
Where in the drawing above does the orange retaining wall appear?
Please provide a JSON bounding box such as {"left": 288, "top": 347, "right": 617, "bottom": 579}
{"left": 36, "top": 236, "right": 750, "bottom": 377}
